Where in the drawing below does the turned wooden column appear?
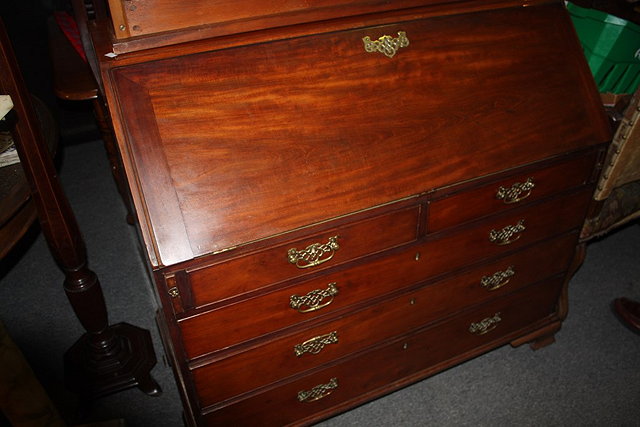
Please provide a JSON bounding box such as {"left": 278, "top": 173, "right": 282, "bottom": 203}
{"left": 0, "top": 18, "right": 160, "bottom": 399}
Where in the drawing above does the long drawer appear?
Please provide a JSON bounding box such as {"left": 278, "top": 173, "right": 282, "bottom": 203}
{"left": 200, "top": 276, "right": 563, "bottom": 425}
{"left": 190, "top": 233, "right": 576, "bottom": 406}
{"left": 179, "top": 187, "right": 589, "bottom": 359}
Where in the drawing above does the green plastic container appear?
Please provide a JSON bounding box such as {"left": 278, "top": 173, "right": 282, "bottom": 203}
{"left": 567, "top": 2, "right": 640, "bottom": 94}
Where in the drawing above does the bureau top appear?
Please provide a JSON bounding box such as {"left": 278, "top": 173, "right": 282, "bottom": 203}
{"left": 100, "top": 1, "right": 610, "bottom": 268}
{"left": 103, "top": 0, "right": 545, "bottom": 54}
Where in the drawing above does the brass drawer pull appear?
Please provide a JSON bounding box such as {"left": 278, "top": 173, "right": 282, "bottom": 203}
{"left": 469, "top": 312, "right": 502, "bottom": 335}
{"left": 294, "top": 331, "right": 338, "bottom": 357}
{"left": 290, "top": 282, "right": 339, "bottom": 313}
{"left": 288, "top": 236, "right": 339, "bottom": 269}
{"left": 496, "top": 177, "right": 536, "bottom": 204}
{"left": 481, "top": 266, "right": 515, "bottom": 291}
{"left": 489, "top": 219, "right": 525, "bottom": 245}
{"left": 362, "top": 31, "right": 409, "bottom": 58}
{"left": 297, "top": 378, "right": 338, "bottom": 403}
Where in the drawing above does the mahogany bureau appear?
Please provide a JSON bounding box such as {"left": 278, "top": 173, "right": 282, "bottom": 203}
{"left": 87, "top": 0, "right": 611, "bottom": 424}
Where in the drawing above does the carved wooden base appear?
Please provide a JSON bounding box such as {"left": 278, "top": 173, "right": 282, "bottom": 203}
{"left": 64, "top": 322, "right": 161, "bottom": 399}
{"left": 510, "top": 321, "right": 562, "bottom": 350}
{"left": 528, "top": 331, "right": 558, "bottom": 350}
{"left": 511, "top": 242, "right": 588, "bottom": 350}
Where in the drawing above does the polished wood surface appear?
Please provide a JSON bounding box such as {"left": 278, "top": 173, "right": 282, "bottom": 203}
{"left": 107, "top": 0, "right": 456, "bottom": 40}
{"left": 203, "top": 277, "right": 564, "bottom": 425}
{"left": 185, "top": 206, "right": 420, "bottom": 308}
{"left": 427, "top": 150, "right": 599, "bottom": 231}
{"left": 90, "top": 1, "right": 613, "bottom": 424}
{"left": 109, "top": 2, "right": 609, "bottom": 267}
{"left": 179, "top": 186, "right": 592, "bottom": 357}
{"left": 190, "top": 235, "right": 577, "bottom": 406}
{"left": 182, "top": 232, "right": 576, "bottom": 363}
{"left": 104, "top": 0, "right": 541, "bottom": 54}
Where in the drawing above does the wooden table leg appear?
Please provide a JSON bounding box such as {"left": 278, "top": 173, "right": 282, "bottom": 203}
{"left": 0, "top": 18, "right": 161, "bottom": 400}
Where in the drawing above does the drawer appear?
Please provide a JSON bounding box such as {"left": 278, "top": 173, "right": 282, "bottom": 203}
{"left": 180, "top": 232, "right": 577, "bottom": 360}
{"left": 200, "top": 276, "right": 563, "bottom": 425}
{"left": 427, "top": 150, "right": 599, "bottom": 232}
{"left": 184, "top": 206, "right": 419, "bottom": 308}
{"left": 191, "top": 235, "right": 576, "bottom": 405}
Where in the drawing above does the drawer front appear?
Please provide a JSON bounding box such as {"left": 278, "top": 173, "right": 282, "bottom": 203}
{"left": 180, "top": 186, "right": 590, "bottom": 359}
{"left": 427, "top": 150, "right": 598, "bottom": 232}
{"left": 180, "top": 232, "right": 577, "bottom": 360}
{"left": 186, "top": 206, "right": 419, "bottom": 307}
{"left": 421, "top": 187, "right": 592, "bottom": 271}
{"left": 191, "top": 235, "right": 576, "bottom": 405}
{"left": 200, "top": 277, "right": 563, "bottom": 425}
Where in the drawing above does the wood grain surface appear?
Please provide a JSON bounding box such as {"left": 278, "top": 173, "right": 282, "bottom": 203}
{"left": 111, "top": 3, "right": 609, "bottom": 266}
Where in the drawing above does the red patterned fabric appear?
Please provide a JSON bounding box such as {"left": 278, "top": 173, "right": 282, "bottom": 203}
{"left": 53, "top": 11, "right": 86, "bottom": 62}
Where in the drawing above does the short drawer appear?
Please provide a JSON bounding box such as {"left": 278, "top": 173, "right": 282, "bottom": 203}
{"left": 186, "top": 206, "right": 420, "bottom": 307}
{"left": 200, "top": 277, "right": 563, "bottom": 425}
{"left": 191, "top": 235, "right": 575, "bottom": 405}
{"left": 427, "top": 150, "right": 598, "bottom": 232}
{"left": 180, "top": 188, "right": 591, "bottom": 358}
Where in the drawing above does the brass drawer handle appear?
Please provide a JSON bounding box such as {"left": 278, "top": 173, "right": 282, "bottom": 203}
{"left": 469, "top": 312, "right": 502, "bottom": 335}
{"left": 294, "top": 331, "right": 338, "bottom": 357}
{"left": 288, "top": 236, "right": 339, "bottom": 269}
{"left": 290, "top": 282, "right": 339, "bottom": 313}
{"left": 489, "top": 219, "right": 525, "bottom": 245}
{"left": 496, "top": 177, "right": 536, "bottom": 204}
{"left": 298, "top": 378, "right": 338, "bottom": 403}
{"left": 481, "top": 266, "right": 515, "bottom": 291}
{"left": 362, "top": 31, "right": 409, "bottom": 58}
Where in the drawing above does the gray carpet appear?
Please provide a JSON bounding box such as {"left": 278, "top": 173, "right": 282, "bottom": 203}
{"left": 0, "top": 137, "right": 638, "bottom": 426}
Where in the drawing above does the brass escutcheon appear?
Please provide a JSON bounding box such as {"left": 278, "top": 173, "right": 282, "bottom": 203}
{"left": 489, "top": 219, "right": 525, "bottom": 245}
{"left": 496, "top": 177, "right": 536, "bottom": 204}
{"left": 288, "top": 236, "right": 339, "bottom": 269}
{"left": 297, "top": 378, "right": 338, "bottom": 403}
{"left": 469, "top": 312, "right": 502, "bottom": 335}
{"left": 290, "top": 282, "right": 339, "bottom": 313}
{"left": 294, "top": 331, "right": 339, "bottom": 357}
{"left": 480, "top": 266, "right": 515, "bottom": 291}
{"left": 362, "top": 31, "right": 409, "bottom": 58}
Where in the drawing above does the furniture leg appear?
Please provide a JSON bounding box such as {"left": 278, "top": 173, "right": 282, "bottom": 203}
{"left": 528, "top": 331, "right": 558, "bottom": 350}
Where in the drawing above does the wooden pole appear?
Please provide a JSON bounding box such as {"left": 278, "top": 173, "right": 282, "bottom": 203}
{"left": 0, "top": 17, "right": 160, "bottom": 399}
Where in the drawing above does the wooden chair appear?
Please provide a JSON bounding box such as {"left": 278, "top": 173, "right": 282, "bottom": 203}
{"left": 47, "top": 7, "right": 134, "bottom": 223}
{"left": 581, "top": 87, "right": 640, "bottom": 240}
